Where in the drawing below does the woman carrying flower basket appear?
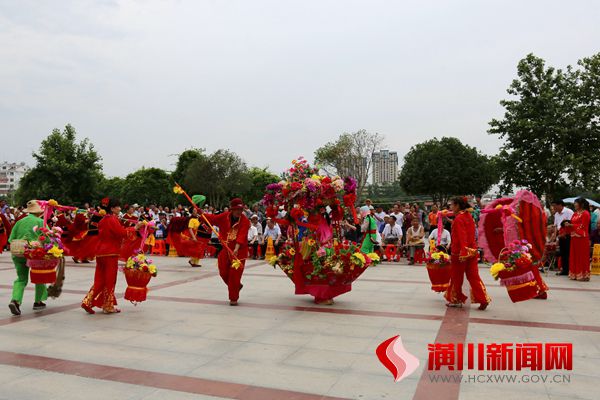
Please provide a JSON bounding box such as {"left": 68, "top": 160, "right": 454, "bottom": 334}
{"left": 444, "top": 197, "right": 491, "bottom": 310}
{"left": 81, "top": 197, "right": 142, "bottom": 314}
{"left": 7, "top": 200, "right": 46, "bottom": 316}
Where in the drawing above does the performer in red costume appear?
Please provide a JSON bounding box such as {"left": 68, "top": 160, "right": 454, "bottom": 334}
{"left": 567, "top": 198, "right": 591, "bottom": 281}
{"left": 202, "top": 198, "right": 250, "bottom": 305}
{"left": 445, "top": 196, "right": 491, "bottom": 310}
{"left": 0, "top": 213, "right": 11, "bottom": 254}
{"left": 81, "top": 198, "right": 140, "bottom": 314}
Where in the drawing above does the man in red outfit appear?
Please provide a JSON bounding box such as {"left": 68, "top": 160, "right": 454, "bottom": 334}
{"left": 445, "top": 196, "right": 491, "bottom": 310}
{"left": 203, "top": 198, "right": 250, "bottom": 305}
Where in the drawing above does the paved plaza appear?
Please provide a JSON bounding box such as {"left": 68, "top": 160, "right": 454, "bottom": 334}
{"left": 0, "top": 253, "right": 598, "bottom": 400}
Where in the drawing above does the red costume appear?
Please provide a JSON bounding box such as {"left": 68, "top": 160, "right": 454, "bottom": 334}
{"left": 479, "top": 191, "right": 549, "bottom": 298}
{"left": 569, "top": 210, "right": 591, "bottom": 281}
{"left": 0, "top": 214, "right": 11, "bottom": 254}
{"left": 82, "top": 213, "right": 135, "bottom": 313}
{"left": 445, "top": 210, "right": 491, "bottom": 306}
{"left": 203, "top": 200, "right": 250, "bottom": 303}
{"left": 168, "top": 216, "right": 210, "bottom": 259}
{"left": 68, "top": 213, "right": 102, "bottom": 261}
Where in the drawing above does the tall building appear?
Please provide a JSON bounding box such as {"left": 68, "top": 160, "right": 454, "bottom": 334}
{"left": 0, "top": 162, "right": 29, "bottom": 195}
{"left": 339, "top": 156, "right": 367, "bottom": 183}
{"left": 372, "top": 150, "right": 398, "bottom": 184}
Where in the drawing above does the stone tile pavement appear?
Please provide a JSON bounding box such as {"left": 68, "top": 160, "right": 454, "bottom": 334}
{"left": 0, "top": 253, "right": 598, "bottom": 400}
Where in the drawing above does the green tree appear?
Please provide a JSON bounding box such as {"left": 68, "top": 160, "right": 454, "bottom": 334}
{"left": 96, "top": 176, "right": 125, "bottom": 203}
{"left": 182, "top": 149, "right": 252, "bottom": 208}
{"left": 117, "top": 168, "right": 175, "bottom": 206}
{"left": 15, "top": 124, "right": 103, "bottom": 206}
{"left": 365, "top": 181, "right": 407, "bottom": 206}
{"left": 243, "top": 167, "right": 280, "bottom": 206}
{"left": 489, "top": 53, "right": 600, "bottom": 201}
{"left": 172, "top": 148, "right": 204, "bottom": 184}
{"left": 314, "top": 129, "right": 385, "bottom": 201}
{"left": 399, "top": 137, "right": 498, "bottom": 205}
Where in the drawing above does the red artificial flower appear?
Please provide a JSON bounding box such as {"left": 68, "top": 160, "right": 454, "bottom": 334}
{"left": 290, "top": 182, "right": 303, "bottom": 191}
{"left": 515, "top": 257, "right": 531, "bottom": 268}
{"left": 290, "top": 208, "right": 304, "bottom": 221}
{"left": 343, "top": 193, "right": 356, "bottom": 206}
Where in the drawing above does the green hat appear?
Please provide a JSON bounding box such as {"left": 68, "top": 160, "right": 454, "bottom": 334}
{"left": 191, "top": 195, "right": 206, "bottom": 208}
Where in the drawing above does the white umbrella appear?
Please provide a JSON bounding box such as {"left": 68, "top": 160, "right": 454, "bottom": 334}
{"left": 563, "top": 197, "right": 600, "bottom": 208}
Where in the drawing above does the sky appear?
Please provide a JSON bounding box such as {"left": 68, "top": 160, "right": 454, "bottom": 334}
{"left": 1, "top": 0, "right": 599, "bottom": 178}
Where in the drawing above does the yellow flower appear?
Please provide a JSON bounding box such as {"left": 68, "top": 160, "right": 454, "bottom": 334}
{"left": 48, "top": 199, "right": 59, "bottom": 207}
{"left": 99, "top": 209, "right": 106, "bottom": 216}
{"left": 48, "top": 245, "right": 63, "bottom": 258}
{"left": 232, "top": 259, "right": 242, "bottom": 269}
{"left": 148, "top": 265, "right": 157, "bottom": 275}
{"left": 351, "top": 252, "right": 366, "bottom": 266}
{"left": 431, "top": 252, "right": 441, "bottom": 260}
{"left": 173, "top": 185, "right": 184, "bottom": 194}
{"left": 268, "top": 256, "right": 278, "bottom": 266}
{"left": 307, "top": 239, "right": 316, "bottom": 246}
{"left": 367, "top": 253, "right": 380, "bottom": 262}
{"left": 490, "top": 263, "right": 506, "bottom": 280}
{"left": 289, "top": 248, "right": 296, "bottom": 255}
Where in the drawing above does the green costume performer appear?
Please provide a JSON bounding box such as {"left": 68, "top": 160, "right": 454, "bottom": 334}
{"left": 360, "top": 214, "right": 378, "bottom": 254}
{"left": 8, "top": 201, "right": 46, "bottom": 315}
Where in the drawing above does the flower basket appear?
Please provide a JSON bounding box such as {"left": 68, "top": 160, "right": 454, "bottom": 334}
{"left": 26, "top": 257, "right": 60, "bottom": 284}
{"left": 490, "top": 242, "right": 539, "bottom": 303}
{"left": 425, "top": 262, "right": 451, "bottom": 292}
{"left": 497, "top": 268, "right": 538, "bottom": 303}
{"left": 124, "top": 269, "right": 153, "bottom": 303}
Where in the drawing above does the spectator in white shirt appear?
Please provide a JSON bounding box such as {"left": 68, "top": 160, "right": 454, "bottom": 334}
{"left": 247, "top": 223, "right": 259, "bottom": 259}
{"left": 552, "top": 200, "right": 574, "bottom": 276}
{"left": 249, "top": 215, "right": 263, "bottom": 258}
{"left": 382, "top": 215, "right": 403, "bottom": 261}
{"left": 374, "top": 206, "right": 386, "bottom": 231}
{"left": 391, "top": 203, "right": 404, "bottom": 228}
{"left": 263, "top": 218, "right": 282, "bottom": 257}
{"left": 429, "top": 227, "right": 451, "bottom": 250}
{"left": 552, "top": 200, "right": 574, "bottom": 229}
{"left": 382, "top": 215, "right": 403, "bottom": 244}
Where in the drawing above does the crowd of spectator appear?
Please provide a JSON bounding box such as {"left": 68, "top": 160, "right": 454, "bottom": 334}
{"left": 1, "top": 197, "right": 599, "bottom": 275}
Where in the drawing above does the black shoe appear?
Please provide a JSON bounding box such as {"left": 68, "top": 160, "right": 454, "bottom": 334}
{"left": 33, "top": 302, "right": 46, "bottom": 310}
{"left": 556, "top": 272, "right": 568, "bottom": 276}
{"left": 240, "top": 283, "right": 244, "bottom": 291}
{"left": 8, "top": 300, "right": 21, "bottom": 316}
